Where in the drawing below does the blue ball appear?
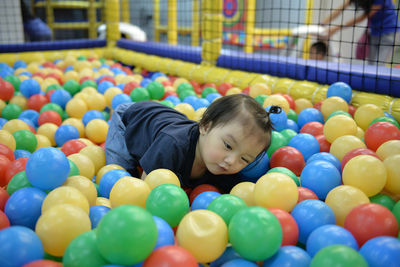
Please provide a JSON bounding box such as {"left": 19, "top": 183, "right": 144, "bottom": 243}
{"left": 286, "top": 119, "right": 299, "bottom": 132}
{"left": 327, "top": 82, "right": 353, "bottom": 103}
{"left": 19, "top": 79, "right": 41, "bottom": 98}
{"left": 153, "top": 216, "right": 175, "bottom": 249}
{"left": 0, "top": 118, "right": 7, "bottom": 128}
{"left": 140, "top": 78, "right": 152, "bottom": 88}
{"left": 0, "top": 226, "right": 44, "bottom": 267}
{"left": 18, "top": 117, "right": 35, "bottom": 128}
{"left": 297, "top": 108, "right": 324, "bottom": 128}
{"left": 13, "top": 60, "right": 27, "bottom": 69}
{"left": 239, "top": 152, "right": 269, "bottom": 182}
{"left": 288, "top": 133, "right": 320, "bottom": 161}
{"left": 4, "top": 187, "right": 46, "bottom": 229}
{"left": 25, "top": 147, "right": 70, "bottom": 190}
{"left": 193, "top": 98, "right": 210, "bottom": 110}
{"left": 50, "top": 89, "right": 72, "bottom": 109}
{"left": 97, "top": 81, "right": 115, "bottom": 94}
{"left": 18, "top": 110, "right": 39, "bottom": 128}
{"left": 206, "top": 92, "right": 222, "bottom": 103}
{"left": 263, "top": 246, "right": 311, "bottom": 267}
{"left": 306, "top": 224, "right": 359, "bottom": 257}
{"left": 191, "top": 191, "right": 221, "bottom": 211}
{"left": 222, "top": 259, "right": 258, "bottom": 267}
{"left": 360, "top": 236, "right": 400, "bottom": 267}
{"left": 151, "top": 72, "right": 167, "bottom": 81}
{"left": 182, "top": 95, "right": 198, "bottom": 107}
{"left": 98, "top": 169, "right": 131, "bottom": 198}
{"left": 65, "top": 66, "right": 74, "bottom": 72}
{"left": 54, "top": 124, "right": 80, "bottom": 147}
{"left": 164, "top": 95, "right": 181, "bottom": 106}
{"left": 266, "top": 105, "right": 287, "bottom": 131}
{"left": 14, "top": 149, "right": 31, "bottom": 159}
{"left": 116, "top": 83, "right": 125, "bottom": 90}
{"left": 307, "top": 152, "right": 341, "bottom": 172}
{"left": 291, "top": 199, "right": 336, "bottom": 244}
{"left": 300, "top": 160, "right": 341, "bottom": 200}
{"left": 89, "top": 205, "right": 110, "bottom": 229}
{"left": 210, "top": 246, "right": 242, "bottom": 267}
{"left": 111, "top": 93, "right": 132, "bottom": 110}
{"left": 82, "top": 110, "right": 105, "bottom": 126}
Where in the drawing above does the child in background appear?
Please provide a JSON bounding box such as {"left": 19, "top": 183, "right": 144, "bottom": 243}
{"left": 104, "top": 94, "right": 280, "bottom": 193}
{"left": 309, "top": 41, "right": 329, "bottom": 61}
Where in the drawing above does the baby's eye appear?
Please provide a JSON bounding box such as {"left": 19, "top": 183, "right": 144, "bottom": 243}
{"left": 224, "top": 141, "right": 232, "bottom": 150}
{"left": 241, "top": 157, "right": 250, "bottom": 164}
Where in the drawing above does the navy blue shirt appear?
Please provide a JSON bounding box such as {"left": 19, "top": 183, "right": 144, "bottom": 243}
{"left": 121, "top": 101, "right": 241, "bottom": 193}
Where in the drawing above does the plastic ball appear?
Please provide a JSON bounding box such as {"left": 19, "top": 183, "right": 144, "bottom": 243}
{"left": 88, "top": 205, "right": 110, "bottom": 229}
{"left": 263, "top": 94, "right": 290, "bottom": 114}
{"left": 376, "top": 140, "right": 400, "bottom": 160}
{"left": 383, "top": 154, "right": 400, "bottom": 194}
{"left": 359, "top": 236, "right": 400, "bottom": 267}
{"left": 262, "top": 246, "right": 311, "bottom": 267}
{"left": 229, "top": 182, "right": 255, "bottom": 206}
{"left": 130, "top": 87, "right": 150, "bottom": 102}
{"left": 268, "top": 208, "right": 299, "bottom": 246}
{"left": 174, "top": 103, "right": 195, "bottom": 120}
{"left": 326, "top": 110, "right": 352, "bottom": 121}
{"left": 0, "top": 209, "right": 10, "bottom": 230}
{"left": 0, "top": 186, "right": 9, "bottom": 210}
{"left": 267, "top": 166, "right": 299, "bottom": 186}
{"left": 2, "top": 119, "right": 30, "bottom": 134}
{"left": 341, "top": 148, "right": 379, "bottom": 171}
{"left": 67, "top": 153, "right": 95, "bottom": 180}
{"left": 370, "top": 193, "right": 396, "bottom": 210}
{"left": 60, "top": 139, "right": 86, "bottom": 156}
{"left": 78, "top": 145, "right": 105, "bottom": 173}
{"left": 297, "top": 108, "right": 324, "bottom": 128}
{"left": 221, "top": 259, "right": 258, "bottom": 267}
{"left": 191, "top": 191, "right": 221, "bottom": 211}
{"left": 209, "top": 246, "right": 242, "bottom": 267}
{"left": 265, "top": 105, "right": 287, "bottom": 131}
{"left": 143, "top": 245, "right": 198, "bottom": 267}
{"left": 146, "top": 81, "right": 165, "bottom": 100}
{"left": 11, "top": 130, "right": 36, "bottom": 153}
{"left": 307, "top": 152, "right": 341, "bottom": 172}
{"left": 329, "top": 134, "right": 366, "bottom": 161}
{"left": 0, "top": 129, "right": 17, "bottom": 151}
{"left": 0, "top": 143, "right": 14, "bottom": 161}
{"left": 294, "top": 98, "right": 313, "bottom": 114}
{"left": 327, "top": 82, "right": 352, "bottom": 103}
{"left": 0, "top": 80, "right": 15, "bottom": 101}
{"left": 3, "top": 157, "right": 28, "bottom": 187}
{"left": 344, "top": 203, "right": 398, "bottom": 246}
{"left": 41, "top": 185, "right": 89, "bottom": 214}
{"left": 85, "top": 92, "right": 106, "bottom": 111}
{"left": 0, "top": 226, "right": 44, "bottom": 267}
{"left": 370, "top": 116, "right": 400, "bottom": 130}
{"left": 95, "top": 164, "right": 126, "bottom": 184}
{"left": 270, "top": 146, "right": 305, "bottom": 176}
{"left": 364, "top": 121, "right": 400, "bottom": 151}
{"left": 288, "top": 133, "right": 320, "bottom": 161}
{"left": 266, "top": 131, "right": 288, "bottom": 158}
{"left": 96, "top": 205, "right": 157, "bottom": 265}
{"left": 291, "top": 199, "right": 336, "bottom": 244}
{"left": 310, "top": 245, "right": 367, "bottom": 267}
{"left": 207, "top": 194, "right": 247, "bottom": 226}
{"left": 50, "top": 89, "right": 71, "bottom": 109}
{"left": 354, "top": 104, "right": 385, "bottom": 131}
{"left": 19, "top": 79, "right": 41, "bottom": 98}
{"left": 64, "top": 175, "right": 97, "bottom": 206}
{"left": 98, "top": 169, "right": 130, "bottom": 198}
{"left": 152, "top": 216, "right": 175, "bottom": 249}
{"left": 342, "top": 155, "right": 387, "bottom": 197}
{"left": 323, "top": 115, "right": 357, "bottom": 143}
{"left": 111, "top": 93, "right": 132, "bottom": 110}
{"left": 146, "top": 184, "right": 189, "bottom": 227}
{"left": 249, "top": 83, "right": 271, "bottom": 98}
{"left": 85, "top": 119, "right": 109, "bottom": 144}
{"left": 321, "top": 96, "right": 349, "bottom": 120}
{"left": 300, "top": 121, "right": 324, "bottom": 137}
{"left": 65, "top": 98, "right": 88, "bottom": 119}
{"left": 297, "top": 186, "right": 319, "bottom": 203}
{"left": 144, "top": 168, "right": 181, "bottom": 190}
{"left": 54, "top": 125, "right": 79, "bottom": 147}
{"left": 109, "top": 177, "right": 150, "bottom": 208}
{"left": 2, "top": 104, "right": 22, "bottom": 120}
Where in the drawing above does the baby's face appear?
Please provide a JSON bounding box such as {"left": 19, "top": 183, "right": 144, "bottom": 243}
{"left": 199, "top": 117, "right": 269, "bottom": 175}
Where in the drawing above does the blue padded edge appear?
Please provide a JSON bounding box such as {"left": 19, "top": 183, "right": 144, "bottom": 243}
{"left": 117, "top": 39, "right": 202, "bottom": 64}
{"left": 0, "top": 39, "right": 106, "bottom": 53}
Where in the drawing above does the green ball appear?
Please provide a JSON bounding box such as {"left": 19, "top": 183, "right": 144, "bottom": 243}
{"left": 255, "top": 95, "right": 268, "bottom": 106}
{"left": 4, "top": 75, "right": 20, "bottom": 91}
{"left": 176, "top": 82, "right": 194, "bottom": 96}
{"left": 99, "top": 58, "right": 106, "bottom": 64}
{"left": 130, "top": 87, "right": 150, "bottom": 102}
{"left": 97, "top": 205, "right": 157, "bottom": 265}
{"left": 12, "top": 129, "right": 37, "bottom": 152}
{"left": 80, "top": 80, "right": 97, "bottom": 90}
{"left": 178, "top": 89, "right": 196, "bottom": 101}
{"left": 268, "top": 167, "right": 299, "bottom": 186}
{"left": 228, "top": 206, "right": 282, "bottom": 261}
{"left": 1, "top": 104, "right": 22, "bottom": 120}
{"left": 369, "top": 116, "right": 400, "bottom": 130}
{"left": 6, "top": 171, "right": 32, "bottom": 195}
{"left": 62, "top": 111, "right": 69, "bottom": 121}
{"left": 280, "top": 129, "right": 297, "bottom": 143}
{"left": 146, "top": 81, "right": 165, "bottom": 100}
{"left": 201, "top": 87, "right": 218, "bottom": 98}
{"left": 310, "top": 245, "right": 368, "bottom": 267}
{"left": 40, "top": 103, "right": 63, "bottom": 117}
{"left": 159, "top": 100, "right": 175, "bottom": 108}
{"left": 102, "top": 111, "right": 110, "bottom": 121}
{"left": 63, "top": 80, "right": 81, "bottom": 96}
{"left": 46, "top": 84, "right": 63, "bottom": 92}
{"left": 267, "top": 131, "right": 288, "bottom": 158}
{"left": 391, "top": 200, "right": 400, "bottom": 226}
{"left": 369, "top": 193, "right": 396, "bottom": 210}
{"left": 63, "top": 230, "right": 109, "bottom": 267}
{"left": 77, "top": 55, "right": 87, "bottom": 61}
{"left": 327, "top": 110, "right": 352, "bottom": 121}
{"left": 207, "top": 194, "right": 247, "bottom": 226}
{"left": 68, "top": 159, "right": 80, "bottom": 177}
{"left": 146, "top": 184, "right": 189, "bottom": 227}
{"left": 287, "top": 109, "right": 298, "bottom": 122}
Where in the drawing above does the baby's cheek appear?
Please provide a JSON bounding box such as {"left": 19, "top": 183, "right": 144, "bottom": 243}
{"left": 206, "top": 148, "right": 224, "bottom": 162}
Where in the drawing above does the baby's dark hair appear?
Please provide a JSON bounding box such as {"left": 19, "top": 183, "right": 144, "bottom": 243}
{"left": 199, "top": 94, "right": 281, "bottom": 150}
{"left": 311, "top": 41, "right": 328, "bottom": 56}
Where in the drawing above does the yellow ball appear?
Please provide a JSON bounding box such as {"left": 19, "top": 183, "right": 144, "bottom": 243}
{"left": 104, "top": 87, "right": 123, "bottom": 107}
{"left": 79, "top": 145, "right": 106, "bottom": 174}
{"left": 294, "top": 98, "right": 313, "bottom": 114}
{"left": 354, "top": 104, "right": 385, "bottom": 131}
{"left": 383, "top": 154, "right": 400, "bottom": 194}
{"left": 26, "top": 62, "right": 40, "bottom": 73}
{"left": 176, "top": 210, "right": 228, "bottom": 263}
{"left": 254, "top": 172, "right": 298, "bottom": 212}
{"left": 62, "top": 118, "right": 85, "bottom": 138}
{"left": 329, "top": 135, "right": 366, "bottom": 161}
{"left": 32, "top": 76, "right": 44, "bottom": 85}
{"left": 174, "top": 103, "right": 196, "bottom": 121}
{"left": 342, "top": 155, "right": 387, "bottom": 197}
{"left": 323, "top": 115, "right": 357, "bottom": 143}
{"left": 0, "top": 130, "right": 16, "bottom": 151}
{"left": 173, "top": 78, "right": 189, "bottom": 89}
{"left": 325, "top": 185, "right": 369, "bottom": 226}
{"left": 68, "top": 153, "right": 95, "bottom": 180}
{"left": 194, "top": 107, "right": 207, "bottom": 122}
{"left": 80, "top": 87, "right": 97, "bottom": 96}
{"left": 2, "top": 119, "right": 30, "bottom": 134}
{"left": 263, "top": 94, "right": 290, "bottom": 114}
{"left": 225, "top": 87, "right": 242, "bottom": 96}
{"left": 249, "top": 83, "right": 271, "bottom": 98}
{"left": 78, "top": 138, "right": 95, "bottom": 146}
{"left": 96, "top": 164, "right": 126, "bottom": 184}
{"left": 9, "top": 95, "right": 28, "bottom": 110}
{"left": 376, "top": 140, "right": 400, "bottom": 160}
{"left": 35, "top": 134, "right": 52, "bottom": 149}
{"left": 0, "top": 99, "right": 6, "bottom": 114}
{"left": 230, "top": 182, "right": 256, "bottom": 206}
{"left": 85, "top": 119, "right": 109, "bottom": 144}
{"left": 37, "top": 123, "right": 58, "bottom": 146}
{"left": 74, "top": 60, "right": 92, "bottom": 72}
{"left": 355, "top": 126, "right": 365, "bottom": 140}
{"left": 42, "top": 185, "right": 90, "bottom": 214}
{"left": 110, "top": 177, "right": 151, "bottom": 208}
{"left": 144, "top": 168, "right": 181, "bottom": 190}
{"left": 96, "top": 197, "right": 111, "bottom": 208}
{"left": 155, "top": 76, "right": 169, "bottom": 83}
{"left": 63, "top": 71, "right": 80, "bottom": 83}
{"left": 64, "top": 175, "right": 98, "bottom": 206}
{"left": 35, "top": 204, "right": 91, "bottom": 257}
{"left": 65, "top": 98, "right": 88, "bottom": 119}
{"left": 321, "top": 96, "right": 349, "bottom": 120}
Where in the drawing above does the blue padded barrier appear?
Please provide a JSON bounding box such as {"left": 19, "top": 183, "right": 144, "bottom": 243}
{"left": 0, "top": 39, "right": 106, "bottom": 53}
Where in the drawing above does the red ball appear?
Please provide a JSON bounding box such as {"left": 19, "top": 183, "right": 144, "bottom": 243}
{"left": 38, "top": 110, "right": 62, "bottom": 126}
{"left": 297, "top": 187, "right": 319, "bottom": 203}
{"left": 0, "top": 155, "right": 11, "bottom": 187}
{"left": 315, "top": 134, "right": 331, "bottom": 152}
{"left": 0, "top": 144, "right": 14, "bottom": 161}
{"left": 161, "top": 90, "right": 178, "bottom": 100}
{"left": 141, "top": 69, "right": 149, "bottom": 77}
{"left": 217, "top": 82, "right": 233, "bottom": 96}
{"left": 364, "top": 121, "right": 400, "bottom": 151}
{"left": 344, "top": 203, "right": 399, "bottom": 246}
{"left": 99, "top": 76, "right": 116, "bottom": 85}
{"left": 143, "top": 245, "right": 198, "bottom": 267}
{"left": 281, "top": 94, "right": 296, "bottom": 110}
{"left": 42, "top": 62, "right": 57, "bottom": 69}
{"left": 0, "top": 210, "right": 10, "bottom": 230}
{"left": 4, "top": 157, "right": 29, "bottom": 187}
{"left": 241, "top": 86, "right": 250, "bottom": 95}
{"left": 79, "top": 76, "right": 95, "bottom": 84}
{"left": 60, "top": 139, "right": 87, "bottom": 156}
{"left": 268, "top": 208, "right": 299, "bottom": 246}
{"left": 189, "top": 184, "right": 220, "bottom": 205}
{"left": 27, "top": 94, "right": 49, "bottom": 112}
{"left": 111, "top": 62, "right": 123, "bottom": 69}
{"left": 270, "top": 146, "right": 305, "bottom": 176}
{"left": 161, "top": 80, "right": 172, "bottom": 87}
{"left": 32, "top": 72, "right": 46, "bottom": 79}
{"left": 340, "top": 148, "right": 380, "bottom": 172}
{"left": 189, "top": 80, "right": 202, "bottom": 95}
{"left": 45, "top": 73, "right": 63, "bottom": 85}
{"left": 122, "top": 67, "right": 133, "bottom": 75}
{"left": 313, "top": 101, "right": 323, "bottom": 111}
{"left": 0, "top": 80, "right": 15, "bottom": 101}
{"left": 300, "top": 121, "right": 324, "bottom": 137}
{"left": 0, "top": 187, "right": 9, "bottom": 211}
{"left": 123, "top": 81, "right": 140, "bottom": 95}
{"left": 201, "top": 83, "right": 216, "bottom": 89}
{"left": 348, "top": 105, "right": 357, "bottom": 117}
{"left": 22, "top": 260, "right": 63, "bottom": 267}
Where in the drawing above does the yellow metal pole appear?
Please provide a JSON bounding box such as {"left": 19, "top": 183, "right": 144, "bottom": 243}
{"left": 154, "top": 0, "right": 160, "bottom": 42}
{"left": 201, "top": 0, "right": 223, "bottom": 65}
{"left": 303, "top": 0, "right": 314, "bottom": 59}
{"left": 88, "top": 0, "right": 96, "bottom": 39}
{"left": 192, "top": 0, "right": 200, "bottom": 46}
{"left": 168, "top": 0, "right": 178, "bottom": 44}
{"left": 45, "top": 0, "right": 54, "bottom": 38}
{"left": 105, "top": 0, "right": 120, "bottom": 47}
{"left": 121, "top": 0, "right": 130, "bottom": 23}
{"left": 244, "top": 0, "right": 256, "bottom": 53}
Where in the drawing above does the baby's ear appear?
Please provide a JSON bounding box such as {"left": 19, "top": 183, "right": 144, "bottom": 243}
{"left": 199, "top": 122, "right": 211, "bottom": 135}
